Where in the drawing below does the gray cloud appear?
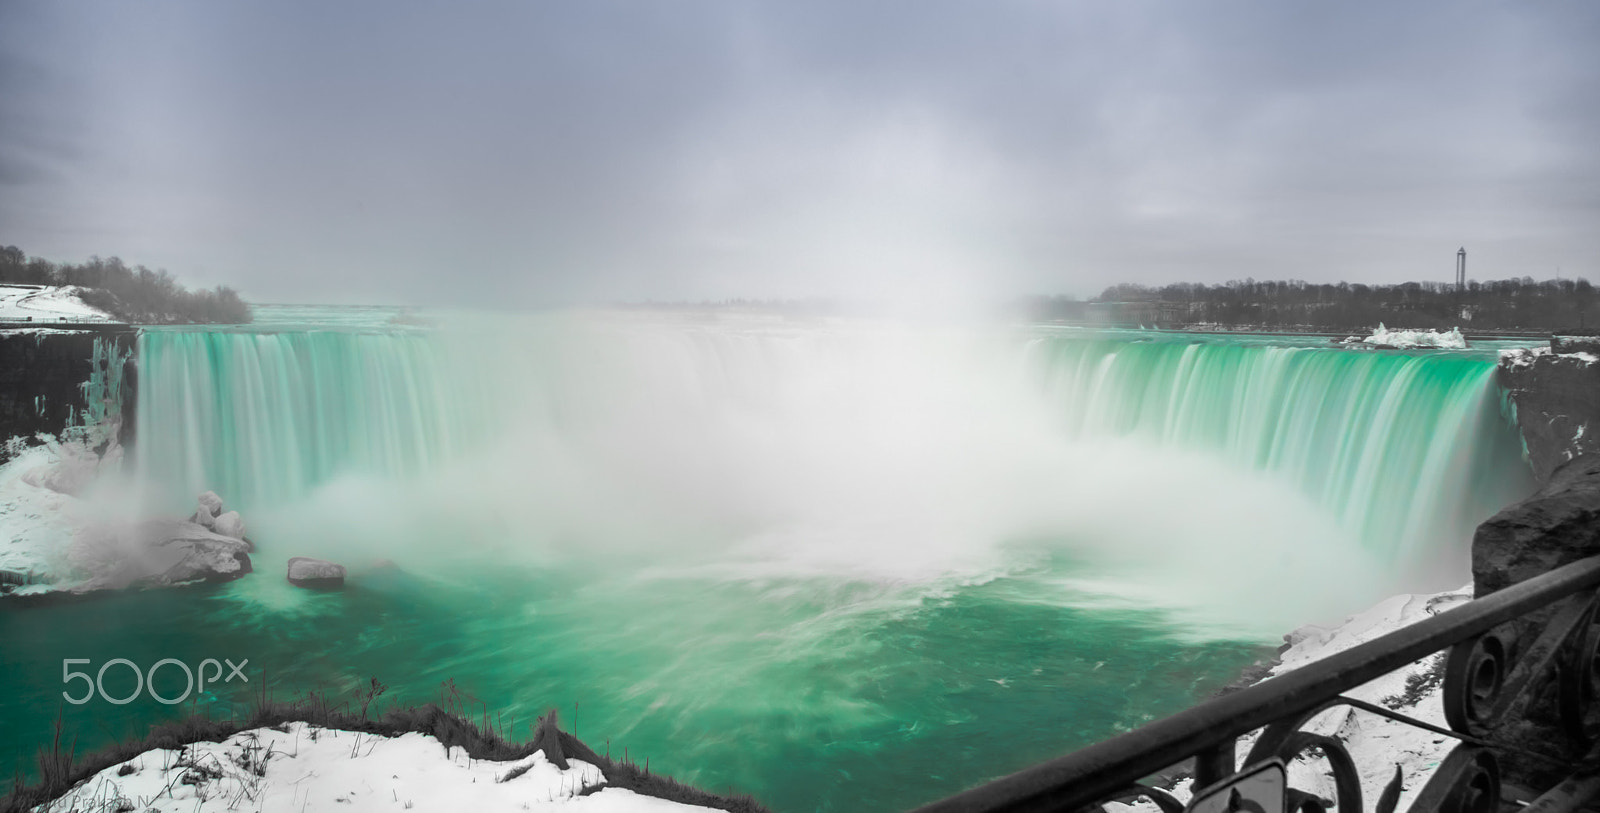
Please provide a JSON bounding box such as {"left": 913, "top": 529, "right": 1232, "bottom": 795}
{"left": 0, "top": 0, "right": 1595, "bottom": 305}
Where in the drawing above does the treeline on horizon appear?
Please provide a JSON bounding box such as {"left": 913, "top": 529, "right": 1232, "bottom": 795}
{"left": 0, "top": 244, "right": 251, "bottom": 324}
{"left": 1024, "top": 277, "right": 1598, "bottom": 332}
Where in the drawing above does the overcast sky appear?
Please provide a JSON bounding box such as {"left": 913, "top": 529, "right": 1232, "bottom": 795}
{"left": 1, "top": 1, "right": 1596, "bottom": 307}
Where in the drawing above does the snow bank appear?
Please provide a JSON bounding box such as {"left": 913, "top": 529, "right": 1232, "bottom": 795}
{"left": 1358, "top": 324, "right": 1467, "bottom": 350}
{"left": 0, "top": 284, "right": 116, "bottom": 324}
{"left": 39, "top": 722, "right": 712, "bottom": 812}
{"left": 1499, "top": 345, "right": 1551, "bottom": 368}
{"left": 1, "top": 443, "right": 255, "bottom": 595}
{"left": 1499, "top": 344, "right": 1600, "bottom": 368}
{"left": 0, "top": 446, "right": 87, "bottom": 593}
{"left": 1252, "top": 586, "right": 1469, "bottom": 813}
{"left": 1107, "top": 585, "right": 1471, "bottom": 813}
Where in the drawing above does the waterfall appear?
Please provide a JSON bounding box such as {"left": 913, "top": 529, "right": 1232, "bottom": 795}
{"left": 17, "top": 318, "right": 1533, "bottom": 813}
{"left": 131, "top": 319, "right": 1533, "bottom": 606}
{"left": 1025, "top": 335, "right": 1530, "bottom": 562}
{"left": 134, "top": 328, "right": 488, "bottom": 509}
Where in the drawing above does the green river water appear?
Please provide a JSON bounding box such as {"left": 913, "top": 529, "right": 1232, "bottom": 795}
{"left": 0, "top": 311, "right": 1538, "bottom": 811}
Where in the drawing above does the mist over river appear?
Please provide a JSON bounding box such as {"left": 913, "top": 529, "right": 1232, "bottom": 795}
{"left": 0, "top": 309, "right": 1537, "bottom": 811}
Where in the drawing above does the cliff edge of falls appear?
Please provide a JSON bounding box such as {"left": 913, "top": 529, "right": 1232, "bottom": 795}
{"left": 1499, "top": 342, "right": 1600, "bottom": 482}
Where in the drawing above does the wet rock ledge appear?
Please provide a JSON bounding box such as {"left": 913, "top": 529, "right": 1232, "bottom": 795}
{"left": 1499, "top": 337, "right": 1600, "bottom": 482}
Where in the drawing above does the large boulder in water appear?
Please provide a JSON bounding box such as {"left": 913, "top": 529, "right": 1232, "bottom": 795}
{"left": 287, "top": 557, "right": 346, "bottom": 589}
{"left": 69, "top": 519, "right": 253, "bottom": 591}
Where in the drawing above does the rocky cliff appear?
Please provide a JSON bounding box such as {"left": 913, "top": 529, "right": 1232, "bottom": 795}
{"left": 0, "top": 328, "right": 137, "bottom": 459}
{"left": 1498, "top": 344, "right": 1600, "bottom": 482}
{"left": 1469, "top": 452, "right": 1600, "bottom": 786}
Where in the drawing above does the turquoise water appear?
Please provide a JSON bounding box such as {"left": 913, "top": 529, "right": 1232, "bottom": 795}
{"left": 0, "top": 315, "right": 1535, "bottom": 811}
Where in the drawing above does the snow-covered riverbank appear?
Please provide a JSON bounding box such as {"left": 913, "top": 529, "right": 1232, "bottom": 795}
{"left": 1112, "top": 584, "right": 1471, "bottom": 813}
{"left": 0, "top": 446, "right": 87, "bottom": 593}
{"left": 0, "top": 444, "right": 255, "bottom": 598}
{"left": 0, "top": 284, "right": 116, "bottom": 323}
{"left": 36, "top": 721, "right": 716, "bottom": 813}
{"left": 1254, "top": 586, "right": 1468, "bottom": 812}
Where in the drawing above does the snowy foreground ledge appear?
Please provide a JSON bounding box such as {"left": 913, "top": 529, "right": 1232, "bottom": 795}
{"left": 39, "top": 722, "right": 714, "bottom": 813}
{"left": 1112, "top": 584, "right": 1472, "bottom": 813}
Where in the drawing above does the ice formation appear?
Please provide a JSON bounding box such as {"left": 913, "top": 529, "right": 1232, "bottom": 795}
{"left": 1360, "top": 323, "right": 1468, "bottom": 349}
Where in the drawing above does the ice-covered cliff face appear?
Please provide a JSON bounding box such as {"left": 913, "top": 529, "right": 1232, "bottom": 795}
{"left": 0, "top": 330, "right": 135, "bottom": 461}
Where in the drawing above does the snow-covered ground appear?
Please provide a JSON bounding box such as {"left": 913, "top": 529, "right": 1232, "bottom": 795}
{"left": 1352, "top": 324, "right": 1468, "bottom": 349}
{"left": 0, "top": 443, "right": 266, "bottom": 595}
{"left": 1501, "top": 344, "right": 1600, "bottom": 367}
{"left": 0, "top": 284, "right": 116, "bottom": 323}
{"left": 38, "top": 722, "right": 712, "bottom": 813}
{"left": 1111, "top": 584, "right": 1471, "bottom": 813}
{"left": 1254, "top": 587, "right": 1469, "bottom": 811}
{"left": 1500, "top": 345, "right": 1551, "bottom": 368}
{"left": 0, "top": 445, "right": 89, "bottom": 593}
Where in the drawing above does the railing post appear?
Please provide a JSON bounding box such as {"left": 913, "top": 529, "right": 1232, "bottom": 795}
{"left": 1192, "top": 742, "right": 1234, "bottom": 790}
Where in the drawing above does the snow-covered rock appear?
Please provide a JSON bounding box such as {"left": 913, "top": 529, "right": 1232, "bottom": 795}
{"left": 1360, "top": 324, "right": 1468, "bottom": 350}
{"left": 69, "top": 519, "right": 253, "bottom": 590}
{"left": 1498, "top": 345, "right": 1600, "bottom": 480}
{"left": 287, "top": 556, "right": 346, "bottom": 588}
{"left": 197, "top": 490, "right": 224, "bottom": 518}
{"left": 38, "top": 722, "right": 712, "bottom": 812}
{"left": 212, "top": 509, "right": 245, "bottom": 539}
{"left": 0, "top": 448, "right": 255, "bottom": 596}
{"left": 0, "top": 447, "right": 84, "bottom": 594}
{"left": 1499, "top": 345, "right": 1550, "bottom": 369}
{"left": 189, "top": 507, "right": 216, "bottom": 529}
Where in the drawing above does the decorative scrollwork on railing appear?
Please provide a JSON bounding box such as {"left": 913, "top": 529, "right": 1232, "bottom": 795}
{"left": 1406, "top": 746, "right": 1500, "bottom": 813}
{"left": 910, "top": 555, "right": 1600, "bottom": 813}
{"left": 1247, "top": 719, "right": 1364, "bottom": 813}
{"left": 1097, "top": 784, "right": 1185, "bottom": 813}
{"left": 1441, "top": 631, "right": 1508, "bottom": 734}
{"left": 1558, "top": 598, "right": 1600, "bottom": 746}
{"left": 1442, "top": 587, "right": 1600, "bottom": 781}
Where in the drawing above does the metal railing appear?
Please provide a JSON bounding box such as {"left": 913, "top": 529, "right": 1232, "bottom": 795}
{"left": 913, "top": 555, "right": 1600, "bottom": 813}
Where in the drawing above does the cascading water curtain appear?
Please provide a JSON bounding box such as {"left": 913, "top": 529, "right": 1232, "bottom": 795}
{"left": 1024, "top": 335, "right": 1533, "bottom": 563}
{"left": 134, "top": 329, "right": 489, "bottom": 512}
{"left": 134, "top": 323, "right": 1533, "bottom": 571}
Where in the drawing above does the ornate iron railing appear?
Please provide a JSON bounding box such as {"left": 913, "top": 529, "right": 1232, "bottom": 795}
{"left": 912, "top": 554, "right": 1600, "bottom": 813}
